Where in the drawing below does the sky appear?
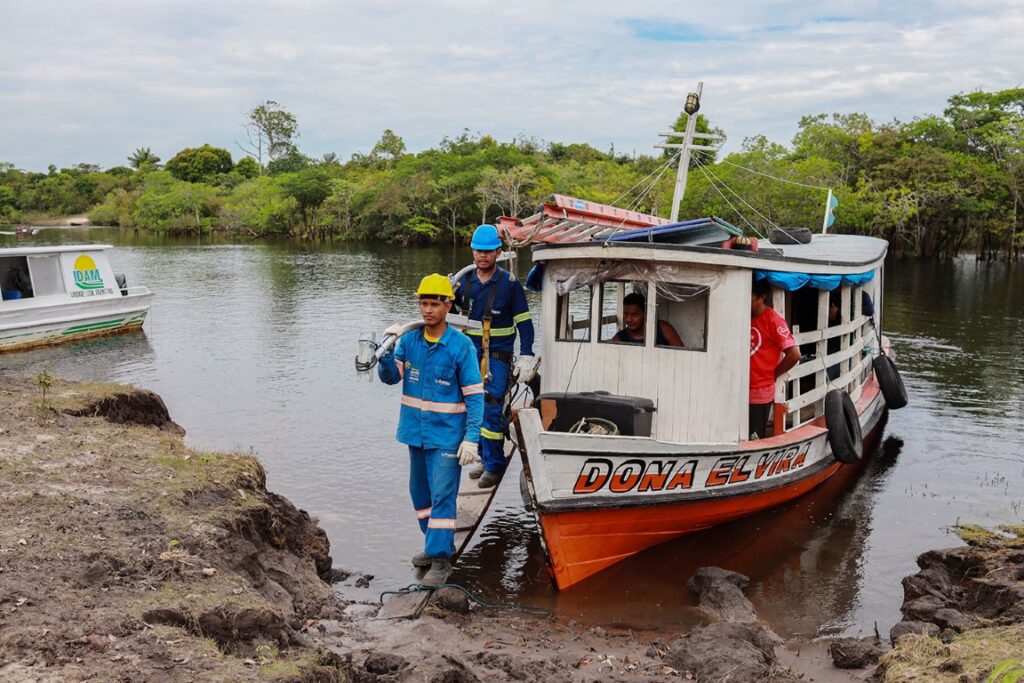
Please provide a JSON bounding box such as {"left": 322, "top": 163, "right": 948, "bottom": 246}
{"left": 1, "top": 0, "right": 1021, "bottom": 171}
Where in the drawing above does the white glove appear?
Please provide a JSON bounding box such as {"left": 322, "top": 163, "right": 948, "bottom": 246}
{"left": 456, "top": 441, "right": 479, "bottom": 466}
{"left": 512, "top": 355, "right": 539, "bottom": 384}
{"left": 383, "top": 323, "right": 404, "bottom": 338}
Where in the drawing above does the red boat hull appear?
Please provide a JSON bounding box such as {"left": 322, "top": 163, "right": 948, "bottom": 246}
{"left": 538, "top": 460, "right": 842, "bottom": 589}
{"left": 526, "top": 383, "right": 887, "bottom": 590}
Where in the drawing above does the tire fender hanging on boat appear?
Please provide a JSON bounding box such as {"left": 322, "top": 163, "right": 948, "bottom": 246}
{"left": 824, "top": 389, "right": 864, "bottom": 464}
{"left": 873, "top": 354, "right": 909, "bottom": 410}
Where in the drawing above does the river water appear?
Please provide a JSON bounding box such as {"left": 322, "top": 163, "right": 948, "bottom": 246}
{"left": 2, "top": 228, "right": 1021, "bottom": 638}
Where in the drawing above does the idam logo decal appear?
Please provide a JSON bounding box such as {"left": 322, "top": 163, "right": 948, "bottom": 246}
{"left": 72, "top": 255, "right": 104, "bottom": 290}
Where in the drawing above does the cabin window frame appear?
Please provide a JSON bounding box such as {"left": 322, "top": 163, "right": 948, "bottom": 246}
{"left": 27, "top": 254, "right": 66, "bottom": 298}
{"left": 596, "top": 280, "right": 649, "bottom": 346}
{"left": 554, "top": 281, "right": 593, "bottom": 343}
{"left": 652, "top": 282, "right": 710, "bottom": 352}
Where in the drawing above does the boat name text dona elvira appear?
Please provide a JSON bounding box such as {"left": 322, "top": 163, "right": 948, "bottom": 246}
{"left": 572, "top": 442, "right": 811, "bottom": 495}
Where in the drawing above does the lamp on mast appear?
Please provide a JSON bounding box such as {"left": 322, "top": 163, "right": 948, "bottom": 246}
{"left": 655, "top": 82, "right": 724, "bottom": 223}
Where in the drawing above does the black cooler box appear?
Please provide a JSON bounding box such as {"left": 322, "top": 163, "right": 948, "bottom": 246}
{"left": 538, "top": 391, "right": 656, "bottom": 437}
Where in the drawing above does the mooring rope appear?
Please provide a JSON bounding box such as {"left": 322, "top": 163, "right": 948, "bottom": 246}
{"left": 719, "top": 158, "right": 832, "bottom": 191}
{"left": 379, "top": 582, "right": 551, "bottom": 617}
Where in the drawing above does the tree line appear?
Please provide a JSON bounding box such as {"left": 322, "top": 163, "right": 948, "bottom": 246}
{"left": 0, "top": 90, "right": 1020, "bottom": 260}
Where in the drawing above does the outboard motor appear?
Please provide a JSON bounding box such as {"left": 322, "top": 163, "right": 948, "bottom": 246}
{"left": 115, "top": 273, "right": 128, "bottom": 296}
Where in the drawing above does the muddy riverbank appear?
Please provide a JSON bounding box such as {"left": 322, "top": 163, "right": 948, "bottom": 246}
{"left": 2, "top": 377, "right": 1021, "bottom": 682}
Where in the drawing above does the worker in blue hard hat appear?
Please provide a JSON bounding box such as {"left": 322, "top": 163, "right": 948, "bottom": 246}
{"left": 453, "top": 225, "right": 537, "bottom": 489}
{"left": 378, "top": 273, "right": 484, "bottom": 586}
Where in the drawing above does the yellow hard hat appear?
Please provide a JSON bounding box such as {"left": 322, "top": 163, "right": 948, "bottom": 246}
{"left": 416, "top": 273, "right": 454, "bottom": 300}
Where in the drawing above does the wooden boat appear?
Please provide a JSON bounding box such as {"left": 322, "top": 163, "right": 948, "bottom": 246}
{"left": 509, "top": 86, "right": 909, "bottom": 590}
{"left": 0, "top": 245, "right": 152, "bottom": 352}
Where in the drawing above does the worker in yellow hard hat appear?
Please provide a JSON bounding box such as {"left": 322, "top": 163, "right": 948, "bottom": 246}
{"left": 378, "top": 273, "right": 484, "bottom": 585}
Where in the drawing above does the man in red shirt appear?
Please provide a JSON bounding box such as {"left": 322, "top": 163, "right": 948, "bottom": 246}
{"left": 749, "top": 279, "right": 801, "bottom": 439}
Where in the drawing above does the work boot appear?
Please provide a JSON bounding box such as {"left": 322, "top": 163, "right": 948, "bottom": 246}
{"left": 478, "top": 470, "right": 504, "bottom": 489}
{"left": 467, "top": 464, "right": 484, "bottom": 480}
{"left": 410, "top": 551, "right": 432, "bottom": 568}
{"left": 421, "top": 558, "right": 452, "bottom": 587}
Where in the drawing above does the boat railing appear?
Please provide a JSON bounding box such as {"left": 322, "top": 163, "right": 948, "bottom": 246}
{"left": 776, "top": 285, "right": 877, "bottom": 431}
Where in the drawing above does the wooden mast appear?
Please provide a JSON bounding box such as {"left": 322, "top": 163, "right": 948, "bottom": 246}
{"left": 655, "top": 82, "right": 725, "bottom": 223}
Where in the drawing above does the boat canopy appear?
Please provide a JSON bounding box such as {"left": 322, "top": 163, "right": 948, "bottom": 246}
{"left": 605, "top": 216, "right": 742, "bottom": 245}
{"left": 754, "top": 269, "right": 875, "bottom": 292}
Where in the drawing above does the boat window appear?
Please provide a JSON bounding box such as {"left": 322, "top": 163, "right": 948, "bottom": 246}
{"left": 28, "top": 255, "right": 65, "bottom": 297}
{"left": 598, "top": 280, "right": 646, "bottom": 344}
{"left": 555, "top": 282, "right": 592, "bottom": 342}
{"left": 654, "top": 283, "right": 709, "bottom": 351}
{"left": 0, "top": 255, "right": 33, "bottom": 300}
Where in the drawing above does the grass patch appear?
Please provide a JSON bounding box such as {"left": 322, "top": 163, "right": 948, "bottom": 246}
{"left": 48, "top": 379, "right": 132, "bottom": 413}
{"left": 955, "top": 524, "right": 1024, "bottom": 550}
{"left": 881, "top": 625, "right": 1024, "bottom": 682}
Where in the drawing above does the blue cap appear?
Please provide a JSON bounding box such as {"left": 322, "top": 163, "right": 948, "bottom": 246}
{"left": 471, "top": 224, "right": 502, "bottom": 251}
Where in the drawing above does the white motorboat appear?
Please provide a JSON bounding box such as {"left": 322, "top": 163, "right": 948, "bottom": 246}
{"left": 0, "top": 245, "right": 152, "bottom": 352}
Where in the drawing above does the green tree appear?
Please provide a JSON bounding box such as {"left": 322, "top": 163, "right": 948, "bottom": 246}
{"left": 267, "top": 150, "right": 312, "bottom": 175}
{"left": 220, "top": 177, "right": 295, "bottom": 235}
{"left": 281, "top": 168, "right": 331, "bottom": 235}
{"left": 791, "top": 113, "right": 874, "bottom": 184}
{"left": 128, "top": 147, "right": 161, "bottom": 170}
{"left": 945, "top": 88, "right": 1024, "bottom": 259}
{"left": 234, "top": 156, "right": 260, "bottom": 179}
{"left": 241, "top": 100, "right": 299, "bottom": 172}
{"left": 0, "top": 184, "right": 17, "bottom": 222}
{"left": 371, "top": 129, "right": 407, "bottom": 166}
{"left": 475, "top": 164, "right": 538, "bottom": 221}
{"left": 165, "top": 145, "right": 233, "bottom": 184}
{"left": 0, "top": 184, "right": 15, "bottom": 210}
{"left": 131, "top": 171, "right": 220, "bottom": 233}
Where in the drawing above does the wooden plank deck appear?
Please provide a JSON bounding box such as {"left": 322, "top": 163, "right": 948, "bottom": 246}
{"left": 376, "top": 468, "right": 502, "bottom": 620}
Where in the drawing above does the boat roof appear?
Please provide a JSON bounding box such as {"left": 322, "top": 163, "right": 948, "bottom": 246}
{"left": 0, "top": 244, "right": 112, "bottom": 257}
{"left": 532, "top": 233, "right": 888, "bottom": 274}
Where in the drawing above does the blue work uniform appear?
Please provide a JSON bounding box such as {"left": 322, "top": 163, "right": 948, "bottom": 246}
{"left": 455, "top": 268, "right": 534, "bottom": 474}
{"left": 378, "top": 325, "right": 483, "bottom": 558}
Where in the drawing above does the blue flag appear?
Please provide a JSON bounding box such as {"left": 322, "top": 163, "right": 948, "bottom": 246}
{"left": 825, "top": 192, "right": 839, "bottom": 228}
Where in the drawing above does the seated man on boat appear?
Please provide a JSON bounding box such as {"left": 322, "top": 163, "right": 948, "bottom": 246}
{"left": 377, "top": 274, "right": 484, "bottom": 586}
{"left": 611, "top": 292, "right": 684, "bottom": 347}
{"left": 749, "top": 279, "right": 800, "bottom": 439}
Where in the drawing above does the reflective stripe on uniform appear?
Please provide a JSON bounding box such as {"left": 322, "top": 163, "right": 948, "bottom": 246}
{"left": 401, "top": 395, "right": 467, "bottom": 413}
{"left": 513, "top": 311, "right": 531, "bottom": 324}
{"left": 427, "top": 518, "right": 457, "bottom": 530}
{"left": 465, "top": 326, "right": 515, "bottom": 337}
{"left": 480, "top": 427, "right": 503, "bottom": 441}
{"left": 416, "top": 507, "right": 432, "bottom": 519}
{"left": 461, "top": 383, "right": 484, "bottom": 395}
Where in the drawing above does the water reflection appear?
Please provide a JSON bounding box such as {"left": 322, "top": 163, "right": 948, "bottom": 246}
{"left": 2, "top": 230, "right": 1022, "bottom": 638}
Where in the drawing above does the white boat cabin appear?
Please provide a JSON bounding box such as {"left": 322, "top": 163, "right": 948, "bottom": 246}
{"left": 1, "top": 245, "right": 127, "bottom": 305}
{"left": 532, "top": 233, "right": 889, "bottom": 445}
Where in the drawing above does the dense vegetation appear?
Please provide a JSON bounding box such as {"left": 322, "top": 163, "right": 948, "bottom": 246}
{"left": 0, "top": 89, "right": 1021, "bottom": 259}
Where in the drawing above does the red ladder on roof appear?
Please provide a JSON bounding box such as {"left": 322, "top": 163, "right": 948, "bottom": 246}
{"left": 497, "top": 194, "right": 669, "bottom": 244}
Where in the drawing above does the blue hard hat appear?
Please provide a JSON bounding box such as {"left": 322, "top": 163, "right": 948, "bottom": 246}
{"left": 471, "top": 224, "right": 502, "bottom": 251}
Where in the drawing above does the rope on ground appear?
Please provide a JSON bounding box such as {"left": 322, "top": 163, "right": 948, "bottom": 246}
{"left": 379, "top": 583, "right": 551, "bottom": 617}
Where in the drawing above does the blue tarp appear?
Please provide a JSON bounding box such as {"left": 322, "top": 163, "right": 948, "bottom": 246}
{"left": 606, "top": 216, "right": 743, "bottom": 244}
{"left": 755, "top": 269, "right": 874, "bottom": 291}
{"left": 525, "top": 263, "right": 544, "bottom": 292}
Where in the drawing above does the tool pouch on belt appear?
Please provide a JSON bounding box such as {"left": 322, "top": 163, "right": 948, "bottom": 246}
{"left": 475, "top": 271, "right": 503, "bottom": 382}
{"left": 481, "top": 316, "right": 492, "bottom": 380}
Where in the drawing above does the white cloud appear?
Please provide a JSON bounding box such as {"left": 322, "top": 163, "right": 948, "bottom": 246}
{"left": 0, "top": 0, "right": 1021, "bottom": 170}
